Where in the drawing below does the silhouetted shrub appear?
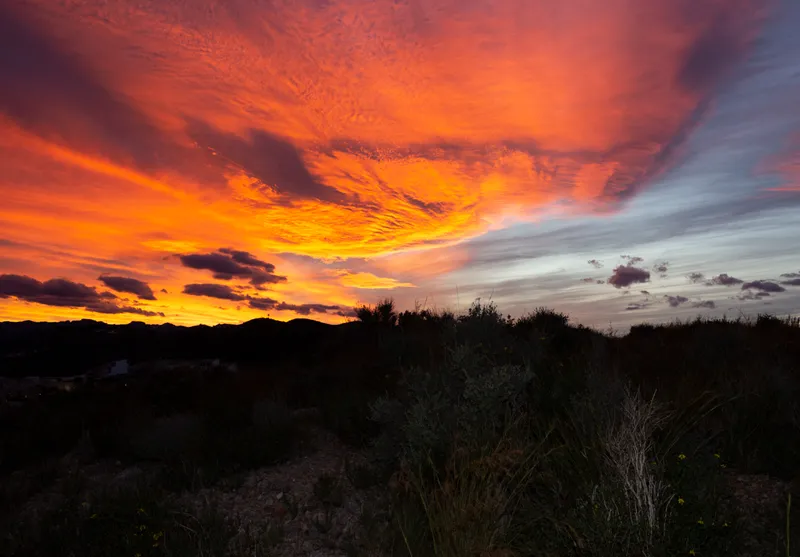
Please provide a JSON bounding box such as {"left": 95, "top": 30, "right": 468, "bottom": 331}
{"left": 355, "top": 298, "right": 398, "bottom": 326}
{"left": 514, "top": 306, "right": 570, "bottom": 334}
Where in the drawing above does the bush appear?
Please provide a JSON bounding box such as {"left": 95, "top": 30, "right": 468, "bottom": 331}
{"left": 355, "top": 298, "right": 398, "bottom": 326}
{"left": 129, "top": 413, "right": 204, "bottom": 462}
{"left": 515, "top": 306, "right": 570, "bottom": 334}
{"left": 2, "top": 479, "right": 233, "bottom": 557}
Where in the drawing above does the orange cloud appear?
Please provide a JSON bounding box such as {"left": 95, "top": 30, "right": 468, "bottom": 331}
{"left": 0, "top": 0, "right": 769, "bottom": 323}
{"left": 329, "top": 270, "right": 415, "bottom": 290}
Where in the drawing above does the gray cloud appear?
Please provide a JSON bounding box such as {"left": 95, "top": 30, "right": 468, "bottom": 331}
{"left": 182, "top": 282, "right": 341, "bottom": 316}
{"left": 781, "top": 278, "right": 800, "bottom": 286}
{"left": 741, "top": 280, "right": 786, "bottom": 293}
{"left": 709, "top": 273, "right": 744, "bottom": 286}
{"left": 665, "top": 295, "right": 689, "bottom": 307}
{"left": 588, "top": 259, "right": 603, "bottom": 269}
{"left": 178, "top": 249, "right": 287, "bottom": 286}
{"left": 692, "top": 300, "right": 716, "bottom": 309}
{"left": 98, "top": 275, "right": 156, "bottom": 300}
{"left": 275, "top": 302, "right": 341, "bottom": 315}
{"left": 687, "top": 272, "right": 706, "bottom": 283}
{"left": 218, "top": 248, "right": 276, "bottom": 272}
{"left": 182, "top": 283, "right": 247, "bottom": 301}
{"left": 735, "top": 290, "right": 772, "bottom": 301}
{"left": 652, "top": 261, "right": 669, "bottom": 276}
{"left": 608, "top": 265, "right": 651, "bottom": 288}
{"left": 247, "top": 298, "right": 341, "bottom": 315}
{"left": 247, "top": 297, "right": 279, "bottom": 311}
{"left": 0, "top": 274, "right": 163, "bottom": 316}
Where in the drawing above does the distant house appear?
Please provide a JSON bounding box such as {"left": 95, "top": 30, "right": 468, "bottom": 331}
{"left": 107, "top": 360, "right": 130, "bottom": 377}
{"left": 86, "top": 359, "right": 130, "bottom": 380}
{"left": 129, "top": 358, "right": 238, "bottom": 374}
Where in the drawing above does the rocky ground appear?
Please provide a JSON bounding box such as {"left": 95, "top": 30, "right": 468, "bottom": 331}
{"left": 723, "top": 469, "right": 794, "bottom": 557}
{"left": 3, "top": 418, "right": 797, "bottom": 557}
{"left": 179, "top": 426, "right": 391, "bottom": 557}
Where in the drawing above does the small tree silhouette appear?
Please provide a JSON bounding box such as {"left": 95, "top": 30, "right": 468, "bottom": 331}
{"left": 355, "top": 298, "right": 397, "bottom": 326}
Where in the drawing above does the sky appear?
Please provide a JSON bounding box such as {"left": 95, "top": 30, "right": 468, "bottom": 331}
{"left": 0, "top": 0, "right": 799, "bottom": 330}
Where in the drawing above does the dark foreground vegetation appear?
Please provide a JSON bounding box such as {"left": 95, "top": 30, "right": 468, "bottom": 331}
{"left": 1, "top": 302, "right": 799, "bottom": 556}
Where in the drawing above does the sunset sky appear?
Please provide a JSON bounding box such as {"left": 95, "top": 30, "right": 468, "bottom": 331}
{"left": 1, "top": 0, "right": 798, "bottom": 330}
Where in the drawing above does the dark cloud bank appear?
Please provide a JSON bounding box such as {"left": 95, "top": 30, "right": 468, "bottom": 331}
{"left": 98, "top": 275, "right": 156, "bottom": 300}
{"left": 178, "top": 248, "right": 287, "bottom": 286}
{"left": 0, "top": 274, "right": 164, "bottom": 317}
{"left": 182, "top": 283, "right": 343, "bottom": 316}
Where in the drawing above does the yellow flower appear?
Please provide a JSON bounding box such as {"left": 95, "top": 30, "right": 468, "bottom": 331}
{"left": 697, "top": 518, "right": 704, "bottom": 525}
{"left": 714, "top": 453, "right": 720, "bottom": 459}
{"left": 678, "top": 453, "right": 687, "bottom": 461}
{"left": 153, "top": 531, "right": 164, "bottom": 541}
{"left": 90, "top": 513, "right": 98, "bottom": 519}
{"left": 689, "top": 550, "right": 696, "bottom": 556}
{"left": 678, "top": 497, "right": 685, "bottom": 505}
{"left": 723, "top": 521, "right": 729, "bottom": 527}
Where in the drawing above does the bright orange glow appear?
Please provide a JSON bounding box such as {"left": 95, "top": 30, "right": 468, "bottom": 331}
{"left": 0, "top": 0, "right": 769, "bottom": 323}
{"left": 329, "top": 270, "right": 415, "bottom": 290}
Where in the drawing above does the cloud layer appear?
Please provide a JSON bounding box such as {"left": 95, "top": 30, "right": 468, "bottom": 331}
{"left": 1, "top": 0, "right": 797, "bottom": 328}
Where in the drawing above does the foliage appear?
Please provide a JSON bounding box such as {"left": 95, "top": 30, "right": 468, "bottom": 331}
{"left": 3, "top": 305, "right": 800, "bottom": 556}
{"left": 2, "top": 479, "right": 234, "bottom": 557}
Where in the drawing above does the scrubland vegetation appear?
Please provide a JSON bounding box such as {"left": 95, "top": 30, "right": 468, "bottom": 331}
{"left": 1, "top": 301, "right": 799, "bottom": 556}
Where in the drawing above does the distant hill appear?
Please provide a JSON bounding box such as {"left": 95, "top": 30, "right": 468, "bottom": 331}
{"left": 0, "top": 318, "right": 368, "bottom": 378}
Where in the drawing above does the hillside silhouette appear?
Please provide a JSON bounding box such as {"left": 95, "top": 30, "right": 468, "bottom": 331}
{"left": 1, "top": 302, "right": 799, "bottom": 557}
